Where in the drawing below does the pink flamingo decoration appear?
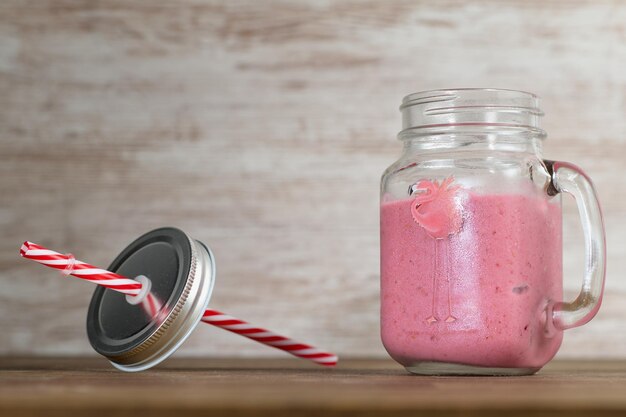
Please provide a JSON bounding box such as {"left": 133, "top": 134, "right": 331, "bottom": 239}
{"left": 410, "top": 176, "right": 463, "bottom": 324}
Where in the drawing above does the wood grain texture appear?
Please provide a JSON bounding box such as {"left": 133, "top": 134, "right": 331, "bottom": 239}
{"left": 1, "top": 357, "right": 626, "bottom": 416}
{"left": 0, "top": 1, "right": 625, "bottom": 358}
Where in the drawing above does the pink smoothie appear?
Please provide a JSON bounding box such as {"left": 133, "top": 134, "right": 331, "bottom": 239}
{"left": 380, "top": 190, "right": 563, "bottom": 370}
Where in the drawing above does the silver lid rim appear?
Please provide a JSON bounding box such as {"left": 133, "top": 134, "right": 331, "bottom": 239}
{"left": 109, "top": 237, "right": 216, "bottom": 372}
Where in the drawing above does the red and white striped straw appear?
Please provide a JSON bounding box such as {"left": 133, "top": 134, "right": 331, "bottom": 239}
{"left": 202, "top": 310, "right": 337, "bottom": 366}
{"left": 20, "top": 241, "right": 142, "bottom": 295}
{"left": 19, "top": 241, "right": 338, "bottom": 367}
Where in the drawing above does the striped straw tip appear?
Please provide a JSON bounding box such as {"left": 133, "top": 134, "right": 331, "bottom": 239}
{"left": 319, "top": 356, "right": 338, "bottom": 366}
{"left": 19, "top": 241, "right": 32, "bottom": 257}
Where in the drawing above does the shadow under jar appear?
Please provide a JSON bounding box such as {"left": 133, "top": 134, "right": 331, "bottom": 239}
{"left": 380, "top": 88, "right": 606, "bottom": 375}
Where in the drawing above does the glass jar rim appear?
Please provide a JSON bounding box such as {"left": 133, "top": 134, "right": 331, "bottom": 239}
{"left": 400, "top": 88, "right": 540, "bottom": 109}
{"left": 399, "top": 88, "right": 546, "bottom": 140}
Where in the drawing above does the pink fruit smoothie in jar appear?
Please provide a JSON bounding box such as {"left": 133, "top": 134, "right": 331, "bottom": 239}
{"left": 380, "top": 180, "right": 563, "bottom": 373}
{"left": 380, "top": 88, "right": 606, "bottom": 375}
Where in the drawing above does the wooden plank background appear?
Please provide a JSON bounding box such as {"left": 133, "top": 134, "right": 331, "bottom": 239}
{"left": 0, "top": 0, "right": 625, "bottom": 359}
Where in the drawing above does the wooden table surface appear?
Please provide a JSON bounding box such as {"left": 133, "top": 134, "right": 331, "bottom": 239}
{"left": 1, "top": 357, "right": 625, "bottom": 416}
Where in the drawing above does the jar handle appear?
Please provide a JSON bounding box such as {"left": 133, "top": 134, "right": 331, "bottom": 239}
{"left": 544, "top": 160, "right": 606, "bottom": 331}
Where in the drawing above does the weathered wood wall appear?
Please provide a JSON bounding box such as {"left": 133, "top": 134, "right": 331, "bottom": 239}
{"left": 1, "top": 0, "right": 625, "bottom": 359}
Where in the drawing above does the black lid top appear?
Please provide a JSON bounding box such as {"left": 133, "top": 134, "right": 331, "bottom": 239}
{"left": 86, "top": 227, "right": 193, "bottom": 357}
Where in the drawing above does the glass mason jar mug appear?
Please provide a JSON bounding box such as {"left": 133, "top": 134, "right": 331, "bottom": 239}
{"left": 380, "top": 89, "right": 606, "bottom": 375}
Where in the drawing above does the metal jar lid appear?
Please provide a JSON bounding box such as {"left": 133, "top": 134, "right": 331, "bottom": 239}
{"left": 86, "top": 227, "right": 216, "bottom": 372}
